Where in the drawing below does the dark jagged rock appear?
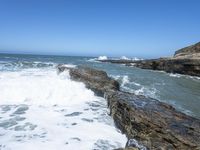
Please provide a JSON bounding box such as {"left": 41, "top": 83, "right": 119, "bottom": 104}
{"left": 133, "top": 58, "right": 200, "bottom": 77}
{"left": 57, "top": 65, "right": 200, "bottom": 150}
{"left": 101, "top": 59, "right": 135, "bottom": 64}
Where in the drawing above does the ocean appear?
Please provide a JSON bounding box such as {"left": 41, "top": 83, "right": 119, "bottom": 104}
{"left": 0, "top": 53, "right": 199, "bottom": 150}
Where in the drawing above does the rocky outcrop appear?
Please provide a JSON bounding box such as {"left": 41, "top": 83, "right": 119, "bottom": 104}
{"left": 107, "top": 91, "right": 200, "bottom": 150}
{"left": 57, "top": 65, "right": 200, "bottom": 150}
{"left": 174, "top": 42, "right": 200, "bottom": 59}
{"left": 100, "top": 58, "right": 200, "bottom": 77}
{"left": 99, "top": 41, "right": 200, "bottom": 77}
{"left": 59, "top": 65, "right": 119, "bottom": 96}
{"left": 133, "top": 58, "right": 200, "bottom": 76}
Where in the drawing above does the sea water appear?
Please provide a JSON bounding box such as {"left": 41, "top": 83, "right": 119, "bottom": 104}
{"left": 0, "top": 54, "right": 127, "bottom": 150}
{"left": 0, "top": 53, "right": 200, "bottom": 149}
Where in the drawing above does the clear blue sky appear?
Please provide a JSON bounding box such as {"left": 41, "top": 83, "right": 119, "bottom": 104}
{"left": 0, "top": 0, "right": 200, "bottom": 58}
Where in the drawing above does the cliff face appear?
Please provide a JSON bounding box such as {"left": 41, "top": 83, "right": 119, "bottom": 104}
{"left": 174, "top": 42, "right": 200, "bottom": 59}
{"left": 57, "top": 65, "right": 200, "bottom": 150}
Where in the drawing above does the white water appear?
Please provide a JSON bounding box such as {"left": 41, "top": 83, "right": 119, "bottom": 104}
{"left": 112, "top": 75, "right": 158, "bottom": 99}
{"left": 97, "top": 56, "right": 108, "bottom": 60}
{"left": 120, "top": 56, "right": 130, "bottom": 60}
{"left": 0, "top": 68, "right": 127, "bottom": 150}
{"left": 120, "top": 56, "right": 142, "bottom": 61}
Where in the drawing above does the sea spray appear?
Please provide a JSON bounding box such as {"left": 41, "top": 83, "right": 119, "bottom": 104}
{"left": 0, "top": 67, "right": 127, "bottom": 150}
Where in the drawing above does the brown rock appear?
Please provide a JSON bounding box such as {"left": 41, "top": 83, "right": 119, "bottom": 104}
{"left": 106, "top": 90, "right": 200, "bottom": 150}
{"left": 57, "top": 65, "right": 119, "bottom": 96}
{"left": 174, "top": 41, "right": 200, "bottom": 59}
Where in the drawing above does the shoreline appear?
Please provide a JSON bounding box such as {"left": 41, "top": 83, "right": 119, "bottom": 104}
{"left": 99, "top": 58, "right": 200, "bottom": 77}
{"left": 98, "top": 41, "right": 200, "bottom": 77}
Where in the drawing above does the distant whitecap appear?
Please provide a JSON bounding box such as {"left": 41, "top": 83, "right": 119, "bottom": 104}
{"left": 97, "top": 56, "right": 108, "bottom": 60}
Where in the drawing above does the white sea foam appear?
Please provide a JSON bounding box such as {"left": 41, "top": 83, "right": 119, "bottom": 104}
{"left": 0, "top": 67, "right": 127, "bottom": 150}
{"left": 132, "top": 82, "right": 141, "bottom": 86}
{"left": 131, "top": 57, "right": 142, "bottom": 61}
{"left": 88, "top": 56, "right": 108, "bottom": 62}
{"left": 168, "top": 73, "right": 200, "bottom": 81}
{"left": 87, "top": 58, "right": 97, "bottom": 62}
{"left": 111, "top": 75, "right": 121, "bottom": 80}
{"left": 121, "top": 75, "right": 129, "bottom": 86}
{"left": 112, "top": 75, "right": 141, "bottom": 89}
{"left": 119, "top": 56, "right": 142, "bottom": 61}
{"left": 169, "top": 73, "right": 182, "bottom": 78}
{"left": 120, "top": 56, "right": 130, "bottom": 60}
{"left": 134, "top": 87, "right": 158, "bottom": 99}
{"left": 112, "top": 75, "right": 157, "bottom": 99}
{"left": 60, "top": 64, "right": 76, "bottom": 68}
{"left": 0, "top": 69, "right": 93, "bottom": 106}
{"left": 188, "top": 76, "right": 200, "bottom": 80}
{"left": 97, "top": 56, "right": 108, "bottom": 60}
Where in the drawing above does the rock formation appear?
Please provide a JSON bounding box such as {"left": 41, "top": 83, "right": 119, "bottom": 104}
{"left": 57, "top": 65, "right": 200, "bottom": 150}
{"left": 69, "top": 66, "right": 119, "bottom": 96}
{"left": 99, "top": 41, "right": 200, "bottom": 77}
{"left": 133, "top": 58, "right": 200, "bottom": 76}
{"left": 174, "top": 42, "right": 200, "bottom": 59}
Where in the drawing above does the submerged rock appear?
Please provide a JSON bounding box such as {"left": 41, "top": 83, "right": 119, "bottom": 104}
{"left": 57, "top": 65, "right": 200, "bottom": 149}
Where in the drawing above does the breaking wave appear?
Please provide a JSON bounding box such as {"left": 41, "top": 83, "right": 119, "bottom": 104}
{"left": 0, "top": 61, "right": 56, "bottom": 71}
{"left": 97, "top": 56, "right": 108, "bottom": 60}
{"left": 112, "top": 75, "right": 158, "bottom": 99}
{"left": 0, "top": 65, "right": 127, "bottom": 149}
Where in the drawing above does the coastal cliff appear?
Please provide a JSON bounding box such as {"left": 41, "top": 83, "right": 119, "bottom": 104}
{"left": 57, "top": 65, "right": 200, "bottom": 150}
{"left": 99, "top": 41, "right": 200, "bottom": 77}
{"left": 174, "top": 42, "right": 200, "bottom": 59}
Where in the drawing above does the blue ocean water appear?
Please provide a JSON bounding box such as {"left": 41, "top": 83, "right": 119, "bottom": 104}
{"left": 0, "top": 53, "right": 199, "bottom": 149}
